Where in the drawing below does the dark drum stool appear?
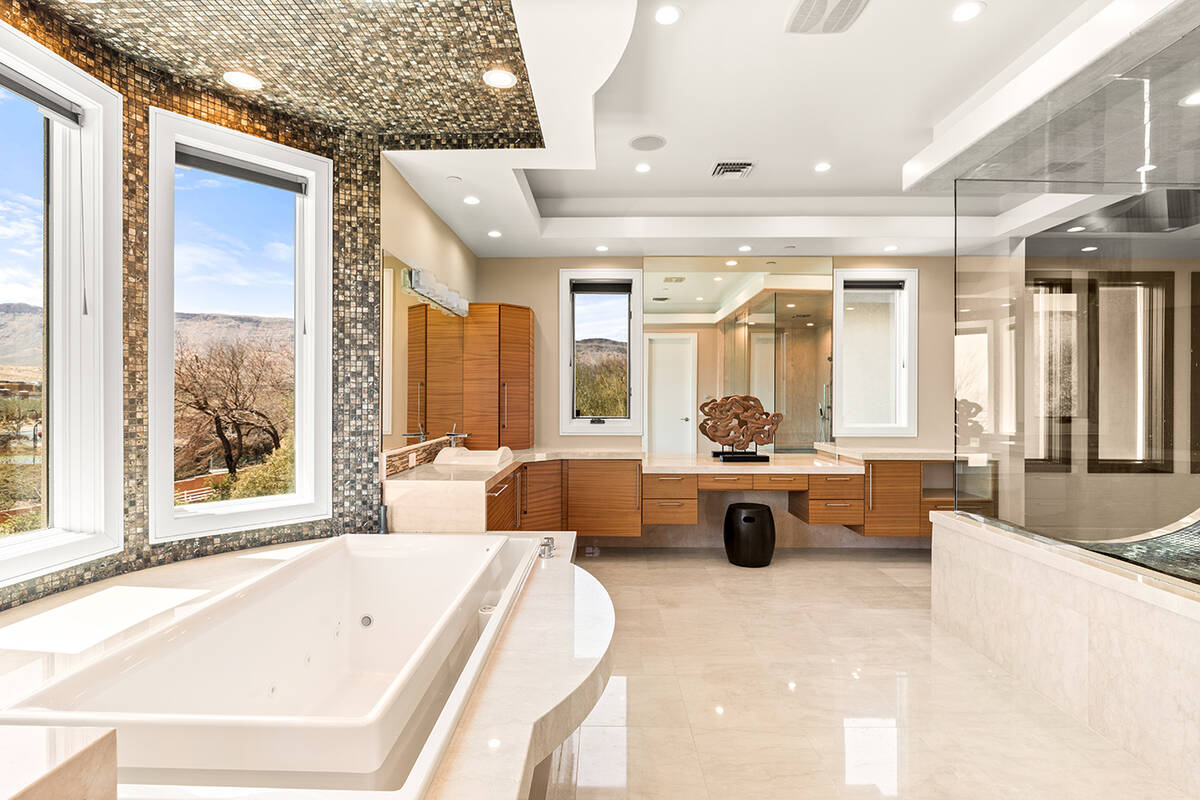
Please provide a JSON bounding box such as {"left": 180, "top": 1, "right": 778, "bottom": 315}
{"left": 723, "top": 502, "right": 775, "bottom": 568}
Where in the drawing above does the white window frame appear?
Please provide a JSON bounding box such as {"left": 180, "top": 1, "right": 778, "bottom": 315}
{"left": 832, "top": 268, "right": 919, "bottom": 438}
{"left": 559, "top": 268, "right": 644, "bottom": 436}
{"left": 0, "top": 22, "right": 124, "bottom": 588}
{"left": 147, "top": 108, "right": 332, "bottom": 542}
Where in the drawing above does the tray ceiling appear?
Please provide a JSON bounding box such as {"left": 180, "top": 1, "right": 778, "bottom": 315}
{"left": 30, "top": 0, "right": 542, "bottom": 136}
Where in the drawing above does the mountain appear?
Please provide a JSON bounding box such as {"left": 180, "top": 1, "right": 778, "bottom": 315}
{"left": 575, "top": 337, "right": 628, "bottom": 366}
{"left": 0, "top": 305, "right": 294, "bottom": 372}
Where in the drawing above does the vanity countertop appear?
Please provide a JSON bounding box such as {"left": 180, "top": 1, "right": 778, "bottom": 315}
{"left": 814, "top": 443, "right": 957, "bottom": 463}
{"left": 642, "top": 452, "right": 861, "bottom": 474}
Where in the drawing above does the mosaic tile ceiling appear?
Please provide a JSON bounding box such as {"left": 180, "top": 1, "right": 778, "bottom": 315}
{"left": 30, "top": 0, "right": 542, "bottom": 137}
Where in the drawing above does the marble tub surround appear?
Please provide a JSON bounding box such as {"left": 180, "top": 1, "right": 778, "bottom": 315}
{"left": 383, "top": 460, "right": 523, "bottom": 533}
{"left": 813, "top": 443, "right": 955, "bottom": 463}
{"left": 0, "top": 725, "right": 116, "bottom": 800}
{"left": 932, "top": 511, "right": 1200, "bottom": 796}
{"left": 544, "top": 547, "right": 1189, "bottom": 800}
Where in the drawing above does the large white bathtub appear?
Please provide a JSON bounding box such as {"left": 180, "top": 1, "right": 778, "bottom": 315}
{"left": 0, "top": 533, "right": 537, "bottom": 796}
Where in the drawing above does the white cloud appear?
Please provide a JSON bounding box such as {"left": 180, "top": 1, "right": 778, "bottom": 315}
{"left": 0, "top": 194, "right": 43, "bottom": 247}
{"left": 263, "top": 241, "right": 294, "bottom": 263}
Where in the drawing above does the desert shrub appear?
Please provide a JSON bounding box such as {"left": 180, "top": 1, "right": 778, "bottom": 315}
{"left": 574, "top": 355, "right": 629, "bottom": 418}
{"left": 230, "top": 434, "right": 295, "bottom": 499}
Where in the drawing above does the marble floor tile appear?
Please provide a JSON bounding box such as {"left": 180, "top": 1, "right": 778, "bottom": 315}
{"left": 557, "top": 548, "right": 1194, "bottom": 800}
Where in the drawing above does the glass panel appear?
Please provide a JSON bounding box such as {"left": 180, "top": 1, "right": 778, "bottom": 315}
{"left": 841, "top": 287, "right": 899, "bottom": 426}
{"left": 172, "top": 162, "right": 297, "bottom": 505}
{"left": 775, "top": 291, "right": 833, "bottom": 449}
{"left": 0, "top": 89, "right": 48, "bottom": 536}
{"left": 572, "top": 291, "right": 629, "bottom": 418}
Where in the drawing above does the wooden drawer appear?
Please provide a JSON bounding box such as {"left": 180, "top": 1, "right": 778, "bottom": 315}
{"left": 752, "top": 474, "right": 809, "bottom": 491}
{"left": 642, "top": 498, "right": 698, "bottom": 525}
{"left": 806, "top": 499, "right": 865, "bottom": 525}
{"left": 642, "top": 473, "right": 698, "bottom": 499}
{"left": 697, "top": 473, "right": 754, "bottom": 491}
{"left": 809, "top": 474, "right": 864, "bottom": 499}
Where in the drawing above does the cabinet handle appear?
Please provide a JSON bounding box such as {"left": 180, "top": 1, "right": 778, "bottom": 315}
{"left": 934, "top": 504, "right": 954, "bottom": 510}
{"left": 515, "top": 471, "right": 522, "bottom": 529}
{"left": 487, "top": 482, "right": 509, "bottom": 498}
{"left": 868, "top": 464, "right": 873, "bottom": 511}
{"left": 712, "top": 476, "right": 741, "bottom": 482}
{"left": 657, "top": 476, "right": 684, "bottom": 481}
{"left": 768, "top": 477, "right": 795, "bottom": 481}
{"left": 658, "top": 502, "right": 683, "bottom": 507}
{"left": 502, "top": 382, "right": 508, "bottom": 429}
{"left": 824, "top": 476, "right": 851, "bottom": 481}
{"left": 635, "top": 466, "right": 641, "bottom": 511}
{"left": 825, "top": 502, "right": 851, "bottom": 507}
{"left": 417, "top": 381, "right": 423, "bottom": 426}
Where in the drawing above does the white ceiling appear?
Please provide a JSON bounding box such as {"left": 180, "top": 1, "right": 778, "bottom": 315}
{"left": 643, "top": 271, "right": 762, "bottom": 313}
{"left": 525, "top": 0, "right": 1087, "bottom": 204}
{"left": 383, "top": 0, "right": 1186, "bottom": 265}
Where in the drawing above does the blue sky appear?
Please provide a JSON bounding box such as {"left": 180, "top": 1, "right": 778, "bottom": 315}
{"left": 1, "top": 87, "right": 295, "bottom": 319}
{"left": 574, "top": 293, "right": 629, "bottom": 342}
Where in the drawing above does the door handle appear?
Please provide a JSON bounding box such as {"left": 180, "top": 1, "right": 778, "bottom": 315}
{"left": 681, "top": 416, "right": 690, "bottom": 422}
{"left": 502, "top": 382, "right": 508, "bottom": 429}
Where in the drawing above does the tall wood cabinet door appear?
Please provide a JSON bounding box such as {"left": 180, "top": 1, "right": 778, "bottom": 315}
{"left": 499, "top": 305, "right": 534, "bottom": 449}
{"left": 463, "top": 303, "right": 500, "bottom": 450}
{"left": 863, "top": 460, "right": 922, "bottom": 537}
{"left": 567, "top": 460, "right": 642, "bottom": 537}
{"left": 519, "top": 460, "right": 563, "bottom": 531}
{"left": 425, "top": 311, "right": 463, "bottom": 441}
{"left": 407, "top": 305, "right": 427, "bottom": 435}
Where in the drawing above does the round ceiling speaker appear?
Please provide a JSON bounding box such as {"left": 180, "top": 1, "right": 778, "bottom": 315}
{"left": 630, "top": 135, "right": 667, "bottom": 152}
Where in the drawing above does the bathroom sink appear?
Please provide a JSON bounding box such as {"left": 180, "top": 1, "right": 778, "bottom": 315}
{"left": 433, "top": 446, "right": 514, "bottom": 467}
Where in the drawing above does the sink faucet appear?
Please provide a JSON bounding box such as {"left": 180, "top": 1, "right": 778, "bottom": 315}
{"left": 402, "top": 422, "right": 427, "bottom": 443}
{"left": 445, "top": 423, "right": 470, "bottom": 448}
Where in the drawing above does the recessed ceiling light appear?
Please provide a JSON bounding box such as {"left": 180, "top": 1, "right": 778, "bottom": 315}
{"left": 738, "top": 245, "right": 752, "bottom": 252}
{"left": 630, "top": 134, "right": 667, "bottom": 151}
{"left": 463, "top": 195, "right": 481, "bottom": 205}
{"left": 482, "top": 68, "right": 518, "bottom": 89}
{"left": 786, "top": 303, "right": 796, "bottom": 308}
{"left": 222, "top": 71, "right": 262, "bottom": 91}
{"left": 725, "top": 260, "right": 738, "bottom": 266}
{"left": 695, "top": 296, "right": 704, "bottom": 301}
{"left": 595, "top": 245, "right": 609, "bottom": 252}
{"left": 959, "top": 308, "right": 972, "bottom": 313}
{"left": 713, "top": 276, "right": 723, "bottom": 281}
{"left": 1081, "top": 246, "right": 1099, "bottom": 252}
{"left": 1067, "top": 225, "right": 1086, "bottom": 232}
{"left": 1001, "top": 302, "right": 1012, "bottom": 308}
{"left": 1136, "top": 164, "right": 1157, "bottom": 173}
{"left": 635, "top": 162, "right": 651, "bottom": 173}
{"left": 813, "top": 161, "right": 832, "bottom": 173}
{"left": 1179, "top": 90, "right": 1200, "bottom": 107}
{"left": 951, "top": 1, "right": 986, "bottom": 23}
{"left": 845, "top": 306, "right": 855, "bottom": 311}
{"left": 883, "top": 244, "right": 898, "bottom": 252}
{"left": 487, "top": 230, "right": 502, "bottom": 238}
{"left": 747, "top": 322, "right": 755, "bottom": 326}
{"left": 806, "top": 322, "right": 815, "bottom": 327}
{"left": 655, "top": 5, "right": 682, "bottom": 24}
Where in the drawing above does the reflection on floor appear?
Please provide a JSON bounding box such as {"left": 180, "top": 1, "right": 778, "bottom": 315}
{"left": 1073, "top": 524, "right": 1200, "bottom": 584}
{"left": 546, "top": 548, "right": 1192, "bottom": 800}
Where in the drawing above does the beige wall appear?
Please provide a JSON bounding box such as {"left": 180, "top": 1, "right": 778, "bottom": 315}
{"left": 380, "top": 156, "right": 477, "bottom": 300}
{"left": 476, "top": 257, "right": 645, "bottom": 452}
{"left": 645, "top": 323, "right": 721, "bottom": 453}
{"left": 379, "top": 157, "right": 477, "bottom": 450}
{"left": 832, "top": 256, "right": 955, "bottom": 452}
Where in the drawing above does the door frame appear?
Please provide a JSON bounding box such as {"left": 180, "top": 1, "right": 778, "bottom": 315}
{"left": 642, "top": 331, "right": 699, "bottom": 455}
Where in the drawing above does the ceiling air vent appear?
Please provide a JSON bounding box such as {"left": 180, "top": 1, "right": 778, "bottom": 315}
{"left": 663, "top": 276, "right": 686, "bottom": 283}
{"left": 712, "top": 161, "right": 754, "bottom": 179}
{"left": 786, "top": 0, "right": 872, "bottom": 34}
{"left": 651, "top": 296, "right": 670, "bottom": 302}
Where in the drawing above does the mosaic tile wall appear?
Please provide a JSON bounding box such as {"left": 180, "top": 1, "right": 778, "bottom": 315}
{"left": 20, "top": 0, "right": 541, "bottom": 137}
{"left": 0, "top": 1, "right": 535, "bottom": 612}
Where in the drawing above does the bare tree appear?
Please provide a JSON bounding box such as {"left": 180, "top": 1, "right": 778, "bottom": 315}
{"left": 173, "top": 335, "right": 294, "bottom": 480}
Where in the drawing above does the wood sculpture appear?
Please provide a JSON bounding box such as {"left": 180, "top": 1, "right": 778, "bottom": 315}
{"left": 698, "top": 395, "right": 783, "bottom": 453}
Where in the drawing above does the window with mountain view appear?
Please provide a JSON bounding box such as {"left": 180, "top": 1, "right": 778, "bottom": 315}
{"left": 571, "top": 282, "right": 631, "bottom": 419}
{"left": 171, "top": 160, "right": 297, "bottom": 505}
{"left": 0, "top": 88, "right": 48, "bottom": 537}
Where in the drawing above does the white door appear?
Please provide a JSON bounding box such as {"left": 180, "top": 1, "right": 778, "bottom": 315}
{"left": 644, "top": 333, "right": 697, "bottom": 455}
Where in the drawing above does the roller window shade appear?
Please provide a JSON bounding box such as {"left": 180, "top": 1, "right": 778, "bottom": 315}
{"left": 0, "top": 62, "right": 82, "bottom": 127}
{"left": 175, "top": 143, "right": 308, "bottom": 195}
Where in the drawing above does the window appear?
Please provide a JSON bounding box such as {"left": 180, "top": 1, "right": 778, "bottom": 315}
{"left": 1087, "top": 272, "right": 1173, "bottom": 474}
{"left": 833, "top": 269, "right": 918, "bottom": 437}
{"left": 1026, "top": 277, "right": 1077, "bottom": 471}
{"left": 148, "top": 108, "right": 331, "bottom": 542}
{"left": 0, "top": 25, "right": 123, "bottom": 587}
{"left": 559, "top": 269, "right": 643, "bottom": 435}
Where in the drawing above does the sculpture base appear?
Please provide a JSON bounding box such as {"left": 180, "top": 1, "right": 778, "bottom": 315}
{"left": 716, "top": 452, "right": 770, "bottom": 463}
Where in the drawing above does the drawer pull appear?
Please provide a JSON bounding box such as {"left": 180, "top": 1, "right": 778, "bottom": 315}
{"left": 657, "top": 502, "right": 684, "bottom": 507}
{"left": 487, "top": 482, "right": 510, "bottom": 498}
{"left": 824, "top": 477, "right": 851, "bottom": 481}
{"left": 825, "top": 502, "right": 851, "bottom": 507}
{"left": 768, "top": 477, "right": 795, "bottom": 481}
{"left": 656, "top": 476, "right": 684, "bottom": 481}
{"left": 712, "top": 477, "right": 741, "bottom": 482}
{"left": 934, "top": 504, "right": 954, "bottom": 510}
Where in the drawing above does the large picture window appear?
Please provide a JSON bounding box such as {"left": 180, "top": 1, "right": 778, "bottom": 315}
{"left": 0, "top": 25, "right": 123, "bottom": 586}
{"left": 559, "top": 269, "right": 643, "bottom": 435}
{"left": 148, "top": 108, "right": 331, "bottom": 542}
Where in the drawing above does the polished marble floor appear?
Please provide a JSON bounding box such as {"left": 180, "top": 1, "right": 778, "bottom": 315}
{"left": 546, "top": 547, "right": 1193, "bottom": 800}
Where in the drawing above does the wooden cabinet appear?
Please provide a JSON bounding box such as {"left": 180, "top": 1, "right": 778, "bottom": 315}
{"left": 642, "top": 474, "right": 698, "bottom": 499}
{"left": 464, "top": 303, "right": 534, "bottom": 450}
{"left": 752, "top": 474, "right": 809, "bottom": 491}
{"left": 408, "top": 304, "right": 463, "bottom": 440}
{"left": 486, "top": 469, "right": 519, "bottom": 531}
{"left": 788, "top": 471, "right": 865, "bottom": 525}
{"left": 808, "top": 474, "right": 864, "bottom": 498}
{"left": 642, "top": 472, "right": 698, "bottom": 525}
{"left": 696, "top": 473, "right": 754, "bottom": 491}
{"left": 566, "top": 460, "right": 642, "bottom": 537}
{"left": 803, "top": 499, "right": 865, "bottom": 526}
{"left": 518, "top": 460, "right": 564, "bottom": 531}
{"left": 863, "top": 461, "right": 922, "bottom": 537}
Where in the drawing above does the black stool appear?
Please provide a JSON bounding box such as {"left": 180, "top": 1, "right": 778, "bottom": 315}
{"left": 723, "top": 502, "right": 775, "bottom": 567}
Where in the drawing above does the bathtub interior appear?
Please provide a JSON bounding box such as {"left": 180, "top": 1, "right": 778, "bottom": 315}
{"left": 7, "top": 533, "right": 538, "bottom": 792}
